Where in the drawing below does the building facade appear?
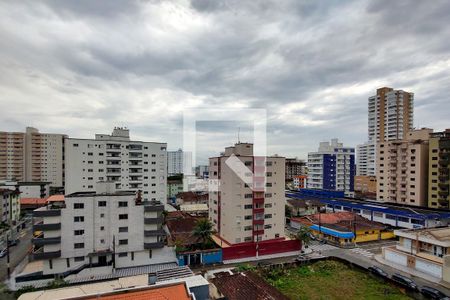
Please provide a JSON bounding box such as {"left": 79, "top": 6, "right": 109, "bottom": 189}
{"left": 382, "top": 227, "right": 450, "bottom": 282}
{"left": 292, "top": 175, "right": 307, "bottom": 189}
{"left": 0, "top": 127, "right": 66, "bottom": 188}
{"left": 307, "top": 139, "right": 355, "bottom": 196}
{"left": 357, "top": 87, "right": 414, "bottom": 176}
{"left": 428, "top": 129, "right": 450, "bottom": 209}
{"left": 285, "top": 158, "right": 306, "bottom": 181}
{"left": 0, "top": 188, "right": 20, "bottom": 224}
{"left": 208, "top": 143, "right": 285, "bottom": 245}
{"left": 65, "top": 128, "right": 167, "bottom": 204}
{"left": 354, "top": 175, "right": 377, "bottom": 199}
{"left": 0, "top": 180, "right": 51, "bottom": 199}
{"left": 31, "top": 183, "right": 175, "bottom": 276}
{"left": 168, "top": 149, "right": 193, "bottom": 176}
{"left": 376, "top": 128, "right": 432, "bottom": 206}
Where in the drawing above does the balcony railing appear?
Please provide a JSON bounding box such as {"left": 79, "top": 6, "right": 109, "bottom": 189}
{"left": 33, "top": 222, "right": 61, "bottom": 231}
{"left": 32, "top": 236, "right": 61, "bottom": 246}
{"left": 144, "top": 229, "right": 166, "bottom": 237}
{"left": 32, "top": 249, "right": 61, "bottom": 260}
{"left": 144, "top": 216, "right": 163, "bottom": 224}
{"left": 144, "top": 203, "right": 164, "bottom": 212}
{"left": 33, "top": 208, "right": 61, "bottom": 217}
{"left": 144, "top": 242, "right": 164, "bottom": 249}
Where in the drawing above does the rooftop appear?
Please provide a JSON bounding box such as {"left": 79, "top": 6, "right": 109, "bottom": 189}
{"left": 210, "top": 271, "right": 289, "bottom": 300}
{"left": 395, "top": 227, "right": 450, "bottom": 247}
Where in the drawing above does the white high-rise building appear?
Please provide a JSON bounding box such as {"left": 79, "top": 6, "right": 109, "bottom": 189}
{"left": 31, "top": 183, "right": 175, "bottom": 276}
{"left": 65, "top": 128, "right": 167, "bottom": 203}
{"left": 357, "top": 87, "right": 414, "bottom": 176}
{"left": 167, "top": 149, "right": 193, "bottom": 176}
{"left": 307, "top": 139, "right": 355, "bottom": 196}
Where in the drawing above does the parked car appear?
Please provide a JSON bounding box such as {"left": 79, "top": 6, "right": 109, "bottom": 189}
{"left": 421, "top": 286, "right": 449, "bottom": 299}
{"left": 0, "top": 248, "right": 7, "bottom": 258}
{"left": 7, "top": 239, "right": 19, "bottom": 247}
{"left": 368, "top": 266, "right": 388, "bottom": 278}
{"left": 391, "top": 274, "right": 418, "bottom": 290}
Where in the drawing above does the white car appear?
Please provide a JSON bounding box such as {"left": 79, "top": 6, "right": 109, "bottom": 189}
{"left": 0, "top": 248, "right": 7, "bottom": 258}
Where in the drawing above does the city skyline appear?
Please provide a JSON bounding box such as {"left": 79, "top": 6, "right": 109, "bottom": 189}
{"left": 1, "top": 1, "right": 450, "bottom": 163}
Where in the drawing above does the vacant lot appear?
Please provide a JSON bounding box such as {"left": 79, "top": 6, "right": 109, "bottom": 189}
{"left": 262, "top": 260, "right": 411, "bottom": 300}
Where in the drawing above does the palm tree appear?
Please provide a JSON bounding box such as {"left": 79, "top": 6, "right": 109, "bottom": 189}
{"left": 293, "top": 226, "right": 312, "bottom": 248}
{"left": 193, "top": 218, "right": 214, "bottom": 249}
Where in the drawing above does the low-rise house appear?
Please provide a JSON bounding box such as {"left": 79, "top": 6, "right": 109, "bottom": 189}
{"left": 291, "top": 212, "right": 394, "bottom": 247}
{"left": 176, "top": 191, "right": 208, "bottom": 206}
{"left": 286, "top": 198, "right": 324, "bottom": 217}
{"left": 382, "top": 227, "right": 450, "bottom": 282}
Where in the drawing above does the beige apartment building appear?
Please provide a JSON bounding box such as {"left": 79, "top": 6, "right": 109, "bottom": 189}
{"left": 377, "top": 128, "right": 432, "bottom": 206}
{"left": 208, "top": 143, "right": 285, "bottom": 245}
{"left": 428, "top": 129, "right": 450, "bottom": 209}
{"left": 0, "top": 127, "right": 66, "bottom": 188}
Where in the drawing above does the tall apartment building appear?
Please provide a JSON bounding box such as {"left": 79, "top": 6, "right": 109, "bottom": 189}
{"left": 307, "top": 139, "right": 355, "bottom": 196}
{"left": 168, "top": 149, "right": 193, "bottom": 176}
{"left": 65, "top": 128, "right": 167, "bottom": 203}
{"left": 357, "top": 87, "right": 414, "bottom": 176}
{"left": 0, "top": 127, "right": 66, "bottom": 188}
{"left": 285, "top": 158, "right": 306, "bottom": 181}
{"left": 208, "top": 143, "right": 285, "bottom": 245}
{"left": 31, "top": 183, "right": 175, "bottom": 276}
{"left": 428, "top": 129, "right": 450, "bottom": 209}
{"left": 376, "top": 128, "right": 432, "bottom": 206}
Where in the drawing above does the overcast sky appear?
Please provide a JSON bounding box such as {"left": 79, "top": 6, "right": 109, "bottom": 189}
{"left": 1, "top": 0, "right": 449, "bottom": 164}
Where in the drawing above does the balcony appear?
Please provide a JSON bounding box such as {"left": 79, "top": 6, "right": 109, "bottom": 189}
{"left": 32, "top": 236, "right": 61, "bottom": 246}
{"left": 439, "top": 183, "right": 449, "bottom": 191}
{"left": 253, "top": 229, "right": 264, "bottom": 235}
{"left": 144, "top": 229, "right": 166, "bottom": 237}
{"left": 144, "top": 241, "right": 165, "bottom": 249}
{"left": 253, "top": 219, "right": 264, "bottom": 225}
{"left": 439, "top": 190, "right": 449, "bottom": 198}
{"left": 144, "top": 216, "right": 163, "bottom": 224}
{"left": 438, "top": 198, "right": 449, "bottom": 207}
{"left": 253, "top": 207, "right": 264, "bottom": 214}
{"left": 439, "top": 158, "right": 449, "bottom": 166}
{"left": 32, "top": 249, "right": 61, "bottom": 260}
{"left": 33, "top": 222, "right": 61, "bottom": 231}
{"left": 144, "top": 203, "right": 164, "bottom": 212}
{"left": 439, "top": 174, "right": 449, "bottom": 182}
{"left": 33, "top": 207, "right": 61, "bottom": 217}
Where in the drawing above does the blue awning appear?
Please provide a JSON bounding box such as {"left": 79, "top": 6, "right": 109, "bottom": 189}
{"left": 310, "top": 224, "right": 355, "bottom": 239}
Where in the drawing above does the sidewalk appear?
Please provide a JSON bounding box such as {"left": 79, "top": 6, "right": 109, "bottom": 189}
{"left": 374, "top": 254, "right": 450, "bottom": 289}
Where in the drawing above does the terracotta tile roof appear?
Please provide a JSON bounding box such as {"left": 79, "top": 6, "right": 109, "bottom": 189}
{"left": 166, "top": 213, "right": 202, "bottom": 246}
{"left": 82, "top": 282, "right": 193, "bottom": 300}
{"left": 20, "top": 198, "right": 47, "bottom": 205}
{"left": 211, "top": 271, "right": 289, "bottom": 300}
{"left": 291, "top": 212, "right": 386, "bottom": 231}
{"left": 176, "top": 192, "right": 208, "bottom": 203}
{"left": 46, "top": 194, "right": 64, "bottom": 202}
{"left": 287, "top": 199, "right": 324, "bottom": 209}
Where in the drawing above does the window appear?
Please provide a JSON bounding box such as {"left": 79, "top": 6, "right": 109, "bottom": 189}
{"left": 131, "top": 252, "right": 134, "bottom": 261}
{"left": 66, "top": 258, "right": 70, "bottom": 268}
{"left": 74, "top": 243, "right": 84, "bottom": 249}
{"left": 74, "top": 230, "right": 84, "bottom": 236}
{"left": 118, "top": 252, "right": 128, "bottom": 257}
{"left": 100, "top": 213, "right": 105, "bottom": 218}
{"left": 266, "top": 183, "right": 272, "bottom": 187}
{"left": 100, "top": 226, "right": 105, "bottom": 231}
{"left": 73, "top": 144, "right": 79, "bottom": 147}
{"left": 118, "top": 201, "right": 128, "bottom": 207}
{"left": 74, "top": 216, "right": 84, "bottom": 222}
{"left": 244, "top": 193, "right": 253, "bottom": 199}
{"left": 74, "top": 203, "right": 84, "bottom": 209}
{"left": 266, "top": 172, "right": 272, "bottom": 177}
{"left": 149, "top": 250, "right": 152, "bottom": 258}
{"left": 264, "top": 214, "right": 272, "bottom": 219}
{"left": 119, "top": 239, "right": 128, "bottom": 245}
{"left": 74, "top": 256, "right": 84, "bottom": 262}
{"left": 119, "top": 214, "right": 128, "bottom": 220}
{"left": 264, "top": 224, "right": 272, "bottom": 229}
{"left": 266, "top": 161, "right": 273, "bottom": 166}
{"left": 244, "top": 215, "right": 252, "bottom": 220}
{"left": 119, "top": 227, "right": 128, "bottom": 233}
{"left": 49, "top": 259, "right": 53, "bottom": 269}
{"left": 244, "top": 226, "right": 252, "bottom": 231}
{"left": 244, "top": 161, "right": 252, "bottom": 166}
{"left": 244, "top": 204, "right": 253, "bottom": 209}
{"left": 264, "top": 203, "right": 272, "bottom": 208}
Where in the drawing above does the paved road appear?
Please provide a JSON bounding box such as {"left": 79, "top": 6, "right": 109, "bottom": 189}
{"left": 0, "top": 226, "right": 32, "bottom": 281}
{"left": 306, "top": 241, "right": 450, "bottom": 298}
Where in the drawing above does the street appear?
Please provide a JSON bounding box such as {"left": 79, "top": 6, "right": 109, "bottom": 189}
{"left": 0, "top": 226, "right": 32, "bottom": 282}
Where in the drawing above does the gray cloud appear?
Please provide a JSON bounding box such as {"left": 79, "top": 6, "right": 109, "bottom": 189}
{"left": 0, "top": 0, "right": 449, "bottom": 163}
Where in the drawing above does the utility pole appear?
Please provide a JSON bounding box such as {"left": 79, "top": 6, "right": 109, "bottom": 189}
{"left": 6, "top": 235, "right": 10, "bottom": 279}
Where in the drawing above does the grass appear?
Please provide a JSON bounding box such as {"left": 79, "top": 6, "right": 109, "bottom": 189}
{"left": 262, "top": 260, "right": 412, "bottom": 300}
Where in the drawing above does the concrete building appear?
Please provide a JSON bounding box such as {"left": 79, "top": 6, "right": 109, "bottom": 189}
{"left": 195, "top": 165, "right": 209, "bottom": 178}
{"left": 208, "top": 143, "right": 285, "bottom": 245}
{"left": 0, "top": 180, "right": 51, "bottom": 199}
{"left": 354, "top": 175, "right": 377, "bottom": 199}
{"left": 307, "top": 139, "right": 355, "bottom": 197}
{"left": 168, "top": 149, "right": 193, "bottom": 176}
{"left": 0, "top": 127, "right": 66, "bottom": 188}
{"left": 357, "top": 87, "right": 414, "bottom": 177}
{"left": 65, "top": 127, "right": 167, "bottom": 204}
{"left": 167, "top": 179, "right": 183, "bottom": 203}
{"left": 292, "top": 175, "right": 307, "bottom": 189}
{"left": 0, "top": 188, "right": 20, "bottom": 224}
{"left": 31, "top": 182, "right": 175, "bottom": 277}
{"left": 382, "top": 227, "right": 450, "bottom": 282}
{"left": 285, "top": 158, "right": 306, "bottom": 181}
{"left": 428, "top": 129, "right": 450, "bottom": 209}
{"left": 377, "top": 128, "right": 432, "bottom": 206}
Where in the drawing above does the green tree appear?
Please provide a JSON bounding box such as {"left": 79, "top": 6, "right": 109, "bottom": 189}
{"left": 193, "top": 218, "right": 214, "bottom": 249}
{"left": 293, "top": 226, "right": 312, "bottom": 247}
